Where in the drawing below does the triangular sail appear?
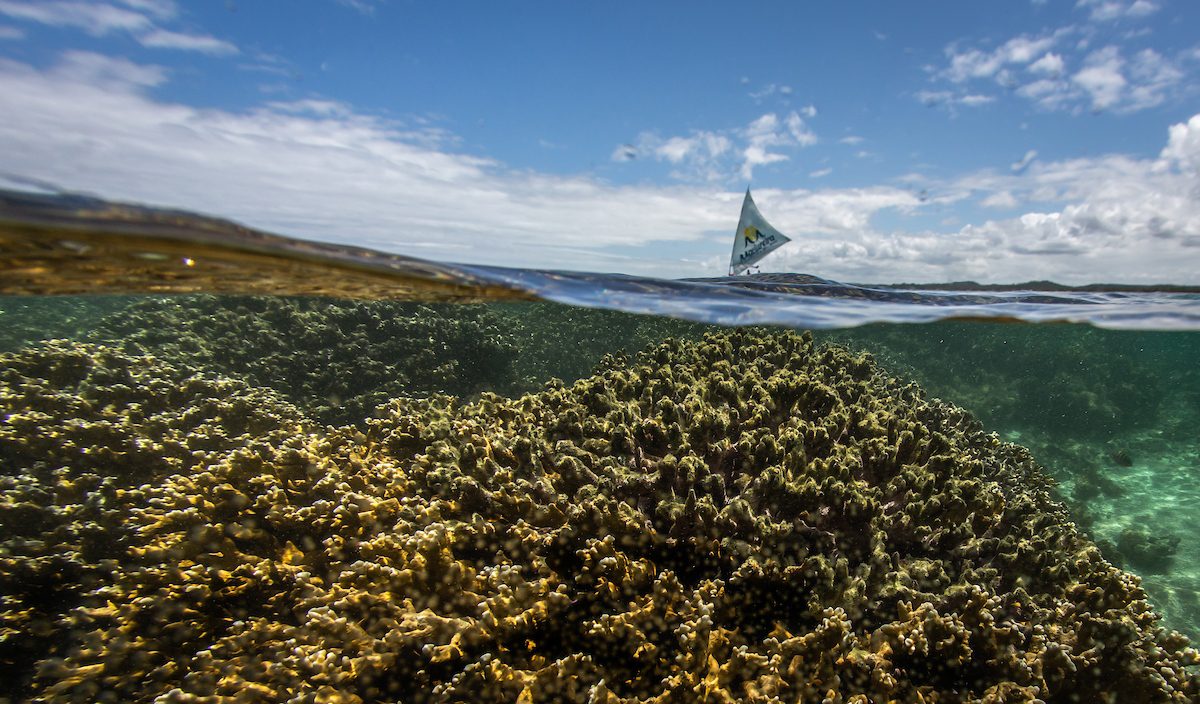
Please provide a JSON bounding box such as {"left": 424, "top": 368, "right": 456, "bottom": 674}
{"left": 729, "top": 189, "right": 791, "bottom": 276}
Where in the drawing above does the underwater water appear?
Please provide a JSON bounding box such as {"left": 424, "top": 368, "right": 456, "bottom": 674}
{"left": 0, "top": 192, "right": 1198, "bottom": 702}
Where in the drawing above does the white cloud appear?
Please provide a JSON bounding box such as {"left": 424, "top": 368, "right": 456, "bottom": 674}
{"left": 658, "top": 134, "right": 725, "bottom": 164}
{"left": 610, "top": 144, "right": 637, "bottom": 162}
{"left": 655, "top": 138, "right": 692, "bottom": 163}
{"left": 916, "top": 90, "right": 952, "bottom": 105}
{"left": 1011, "top": 149, "right": 1038, "bottom": 172}
{"left": 1017, "top": 78, "right": 1065, "bottom": 101}
{"left": 739, "top": 111, "right": 817, "bottom": 179}
{"left": 783, "top": 112, "right": 817, "bottom": 145}
{"left": 1161, "top": 113, "right": 1200, "bottom": 173}
{"left": 138, "top": 28, "right": 237, "bottom": 55}
{"left": 740, "top": 145, "right": 788, "bottom": 179}
{"left": 958, "top": 94, "right": 995, "bottom": 107}
{"left": 1127, "top": 0, "right": 1158, "bottom": 16}
{"left": 0, "top": 0, "right": 151, "bottom": 34}
{"left": 944, "top": 33, "right": 1061, "bottom": 83}
{"left": 0, "top": 23, "right": 21, "bottom": 39}
{"left": 1076, "top": 0, "right": 1159, "bottom": 22}
{"left": 619, "top": 111, "right": 817, "bottom": 182}
{"left": 615, "top": 130, "right": 732, "bottom": 181}
{"left": 934, "top": 25, "right": 1191, "bottom": 115}
{"left": 49, "top": 50, "right": 166, "bottom": 88}
{"left": 1126, "top": 48, "right": 1183, "bottom": 110}
{"left": 117, "top": 0, "right": 175, "bottom": 19}
{"left": 809, "top": 168, "right": 832, "bottom": 178}
{"left": 1073, "top": 46, "right": 1127, "bottom": 110}
{"left": 1078, "top": 1, "right": 1127, "bottom": 22}
{"left": 267, "top": 98, "right": 354, "bottom": 117}
{"left": 1046, "top": 46, "right": 1181, "bottom": 114}
{"left": 746, "top": 188, "right": 924, "bottom": 235}
{"left": 0, "top": 0, "right": 237, "bottom": 54}
{"left": 916, "top": 90, "right": 995, "bottom": 110}
{"left": 839, "top": 135, "right": 863, "bottom": 145}
{"left": 337, "top": 0, "right": 384, "bottom": 15}
{"left": 1029, "top": 52, "right": 1065, "bottom": 75}
{"left": 748, "top": 83, "right": 793, "bottom": 101}
{"left": 981, "top": 190, "right": 1019, "bottom": 208}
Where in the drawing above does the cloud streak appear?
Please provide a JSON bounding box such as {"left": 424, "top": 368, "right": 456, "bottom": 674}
{"left": 137, "top": 28, "right": 237, "bottom": 55}
{"left": 0, "top": 0, "right": 236, "bottom": 54}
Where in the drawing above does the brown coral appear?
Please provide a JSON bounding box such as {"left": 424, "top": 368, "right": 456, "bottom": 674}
{"left": 1, "top": 329, "right": 1196, "bottom": 703}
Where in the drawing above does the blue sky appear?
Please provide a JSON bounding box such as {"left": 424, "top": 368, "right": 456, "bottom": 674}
{"left": 0, "top": 0, "right": 1198, "bottom": 283}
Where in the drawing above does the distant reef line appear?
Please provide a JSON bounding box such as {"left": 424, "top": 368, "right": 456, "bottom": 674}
{"left": 688, "top": 272, "right": 1200, "bottom": 293}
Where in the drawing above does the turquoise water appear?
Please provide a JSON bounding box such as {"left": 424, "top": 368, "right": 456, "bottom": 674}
{"left": 1, "top": 193, "right": 1198, "bottom": 702}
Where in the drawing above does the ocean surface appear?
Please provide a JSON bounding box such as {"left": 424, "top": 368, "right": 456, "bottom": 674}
{"left": 1, "top": 190, "right": 1198, "bottom": 702}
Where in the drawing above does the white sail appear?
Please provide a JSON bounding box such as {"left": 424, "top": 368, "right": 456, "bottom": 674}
{"left": 729, "top": 189, "right": 791, "bottom": 275}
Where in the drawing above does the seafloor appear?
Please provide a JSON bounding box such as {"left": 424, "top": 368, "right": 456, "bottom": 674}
{"left": 0, "top": 295, "right": 1197, "bottom": 703}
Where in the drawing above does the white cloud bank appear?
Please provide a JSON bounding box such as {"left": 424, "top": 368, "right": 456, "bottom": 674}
{"left": 1, "top": 52, "right": 1199, "bottom": 284}
{"left": 762, "top": 116, "right": 1200, "bottom": 283}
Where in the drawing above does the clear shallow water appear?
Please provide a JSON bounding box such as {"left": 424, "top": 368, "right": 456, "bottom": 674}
{"left": 1, "top": 191, "right": 1198, "bottom": 702}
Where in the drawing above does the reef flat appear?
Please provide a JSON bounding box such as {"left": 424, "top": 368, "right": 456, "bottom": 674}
{"left": 77, "top": 295, "right": 705, "bottom": 426}
{"left": 88, "top": 296, "right": 525, "bottom": 426}
{"left": 0, "top": 329, "right": 1195, "bottom": 702}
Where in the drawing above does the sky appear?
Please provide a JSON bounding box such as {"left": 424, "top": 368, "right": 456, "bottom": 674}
{"left": 0, "top": 1, "right": 1198, "bottom": 283}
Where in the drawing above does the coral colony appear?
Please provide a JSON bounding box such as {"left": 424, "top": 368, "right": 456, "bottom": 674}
{"left": 1, "top": 321, "right": 1196, "bottom": 703}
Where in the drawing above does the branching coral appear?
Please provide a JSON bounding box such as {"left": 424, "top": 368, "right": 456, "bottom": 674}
{"left": 0, "top": 341, "right": 304, "bottom": 701}
{"left": 1, "top": 330, "right": 1196, "bottom": 703}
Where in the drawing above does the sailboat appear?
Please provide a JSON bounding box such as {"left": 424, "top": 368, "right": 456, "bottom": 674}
{"left": 728, "top": 189, "right": 792, "bottom": 276}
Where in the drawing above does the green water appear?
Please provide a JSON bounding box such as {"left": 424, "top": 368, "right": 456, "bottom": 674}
{"left": 1, "top": 295, "right": 1197, "bottom": 703}
{"left": 819, "top": 323, "right": 1200, "bottom": 641}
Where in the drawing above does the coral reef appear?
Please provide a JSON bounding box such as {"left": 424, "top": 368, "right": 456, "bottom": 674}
{"left": 87, "top": 295, "right": 522, "bottom": 425}
{"left": 86, "top": 296, "right": 706, "bottom": 426}
{"left": 0, "top": 341, "right": 305, "bottom": 701}
{"left": 1, "top": 330, "right": 1196, "bottom": 702}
